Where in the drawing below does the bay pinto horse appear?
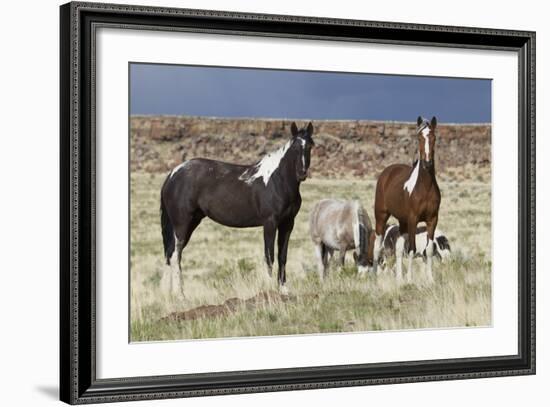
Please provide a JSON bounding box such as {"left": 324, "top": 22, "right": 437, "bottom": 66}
{"left": 371, "top": 116, "right": 441, "bottom": 283}
{"left": 309, "top": 199, "right": 373, "bottom": 280}
{"left": 160, "top": 122, "right": 314, "bottom": 295}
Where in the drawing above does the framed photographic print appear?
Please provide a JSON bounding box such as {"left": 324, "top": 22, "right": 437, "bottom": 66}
{"left": 60, "top": 1, "right": 536, "bottom": 404}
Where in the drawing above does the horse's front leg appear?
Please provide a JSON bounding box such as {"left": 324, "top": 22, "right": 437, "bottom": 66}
{"left": 263, "top": 220, "right": 277, "bottom": 278}
{"left": 338, "top": 247, "right": 346, "bottom": 269}
{"left": 277, "top": 218, "right": 295, "bottom": 294}
{"left": 424, "top": 216, "right": 438, "bottom": 284}
{"left": 372, "top": 211, "right": 390, "bottom": 275}
{"left": 406, "top": 218, "right": 418, "bottom": 283}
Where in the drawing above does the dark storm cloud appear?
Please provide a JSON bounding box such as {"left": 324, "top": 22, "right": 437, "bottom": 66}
{"left": 130, "top": 63, "right": 491, "bottom": 123}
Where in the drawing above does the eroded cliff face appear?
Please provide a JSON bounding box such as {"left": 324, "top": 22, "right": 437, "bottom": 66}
{"left": 131, "top": 116, "right": 491, "bottom": 182}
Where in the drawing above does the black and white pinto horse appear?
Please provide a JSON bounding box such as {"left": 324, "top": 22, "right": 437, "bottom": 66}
{"left": 378, "top": 224, "right": 451, "bottom": 270}
{"left": 160, "top": 122, "right": 314, "bottom": 294}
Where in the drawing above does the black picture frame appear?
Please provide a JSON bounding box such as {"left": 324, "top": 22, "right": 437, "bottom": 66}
{"left": 60, "top": 1, "right": 536, "bottom": 404}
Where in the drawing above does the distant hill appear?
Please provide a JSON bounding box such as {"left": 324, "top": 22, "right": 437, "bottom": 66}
{"left": 130, "top": 116, "right": 491, "bottom": 182}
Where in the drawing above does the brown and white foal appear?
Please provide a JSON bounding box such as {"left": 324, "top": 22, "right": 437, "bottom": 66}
{"left": 371, "top": 116, "right": 441, "bottom": 282}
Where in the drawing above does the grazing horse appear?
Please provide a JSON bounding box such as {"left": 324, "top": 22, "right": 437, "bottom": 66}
{"left": 309, "top": 199, "right": 373, "bottom": 280}
{"left": 371, "top": 116, "right": 441, "bottom": 282}
{"left": 160, "top": 122, "right": 315, "bottom": 294}
{"left": 380, "top": 224, "right": 451, "bottom": 267}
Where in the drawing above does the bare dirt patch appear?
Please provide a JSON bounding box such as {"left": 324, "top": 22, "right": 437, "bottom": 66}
{"left": 161, "top": 290, "right": 319, "bottom": 322}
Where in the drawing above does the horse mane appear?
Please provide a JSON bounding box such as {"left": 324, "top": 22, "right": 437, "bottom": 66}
{"left": 238, "top": 138, "right": 294, "bottom": 185}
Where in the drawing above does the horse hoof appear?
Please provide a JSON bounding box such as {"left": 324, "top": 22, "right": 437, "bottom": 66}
{"left": 279, "top": 285, "right": 289, "bottom": 296}
{"left": 357, "top": 265, "right": 369, "bottom": 275}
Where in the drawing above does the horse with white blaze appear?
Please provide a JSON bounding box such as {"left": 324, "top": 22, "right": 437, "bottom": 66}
{"left": 371, "top": 116, "right": 441, "bottom": 283}
{"left": 309, "top": 199, "right": 373, "bottom": 280}
{"left": 160, "top": 122, "right": 315, "bottom": 295}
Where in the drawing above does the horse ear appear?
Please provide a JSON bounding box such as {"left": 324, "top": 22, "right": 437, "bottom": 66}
{"left": 431, "top": 116, "right": 437, "bottom": 128}
{"left": 290, "top": 122, "right": 298, "bottom": 137}
{"left": 307, "top": 121, "right": 314, "bottom": 135}
{"left": 417, "top": 116, "right": 423, "bottom": 127}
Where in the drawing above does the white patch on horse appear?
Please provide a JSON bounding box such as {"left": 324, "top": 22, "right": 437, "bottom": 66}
{"left": 425, "top": 238, "right": 435, "bottom": 282}
{"left": 298, "top": 137, "right": 306, "bottom": 169}
{"left": 169, "top": 161, "right": 189, "bottom": 178}
{"left": 421, "top": 126, "right": 430, "bottom": 158}
{"left": 395, "top": 234, "right": 405, "bottom": 281}
{"left": 384, "top": 224, "right": 398, "bottom": 243}
{"left": 406, "top": 249, "right": 414, "bottom": 282}
{"left": 239, "top": 140, "right": 292, "bottom": 186}
{"left": 403, "top": 160, "right": 420, "bottom": 195}
{"left": 414, "top": 231, "right": 428, "bottom": 255}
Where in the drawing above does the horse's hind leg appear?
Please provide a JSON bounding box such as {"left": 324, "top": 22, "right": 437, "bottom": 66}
{"left": 395, "top": 223, "right": 408, "bottom": 282}
{"left": 424, "top": 216, "right": 438, "bottom": 283}
{"left": 394, "top": 236, "right": 405, "bottom": 282}
{"left": 405, "top": 216, "right": 419, "bottom": 283}
{"left": 172, "top": 211, "right": 204, "bottom": 295}
{"left": 326, "top": 247, "right": 334, "bottom": 263}
{"left": 314, "top": 242, "right": 326, "bottom": 281}
{"left": 322, "top": 245, "right": 331, "bottom": 277}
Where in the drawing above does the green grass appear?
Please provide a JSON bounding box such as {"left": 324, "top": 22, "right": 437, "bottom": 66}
{"left": 130, "top": 173, "right": 492, "bottom": 341}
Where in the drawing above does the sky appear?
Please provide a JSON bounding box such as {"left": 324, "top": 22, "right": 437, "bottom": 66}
{"left": 130, "top": 63, "right": 491, "bottom": 123}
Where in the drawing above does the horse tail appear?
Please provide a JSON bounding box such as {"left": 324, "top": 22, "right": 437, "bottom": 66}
{"left": 160, "top": 175, "right": 175, "bottom": 265}
{"left": 309, "top": 200, "right": 325, "bottom": 241}
{"left": 352, "top": 200, "right": 370, "bottom": 255}
{"left": 309, "top": 202, "right": 317, "bottom": 241}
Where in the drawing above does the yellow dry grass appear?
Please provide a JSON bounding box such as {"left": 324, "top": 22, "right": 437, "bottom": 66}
{"left": 130, "top": 172, "right": 491, "bottom": 341}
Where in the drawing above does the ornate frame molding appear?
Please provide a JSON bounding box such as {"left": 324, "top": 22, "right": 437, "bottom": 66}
{"left": 60, "top": 2, "right": 535, "bottom": 404}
